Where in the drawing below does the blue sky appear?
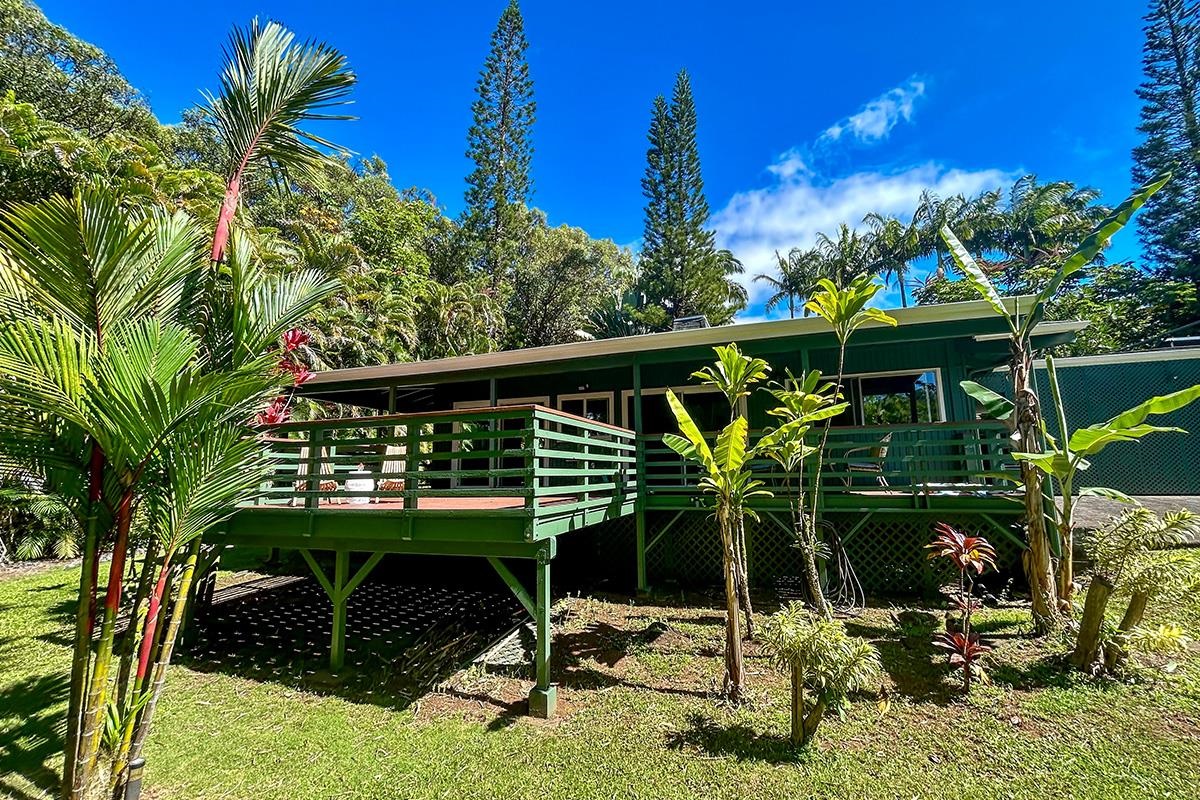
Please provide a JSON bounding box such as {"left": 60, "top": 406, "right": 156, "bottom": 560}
{"left": 41, "top": 0, "right": 1148, "bottom": 318}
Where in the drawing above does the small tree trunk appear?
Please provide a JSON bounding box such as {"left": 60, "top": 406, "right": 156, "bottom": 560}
{"left": 110, "top": 552, "right": 174, "bottom": 793}
{"left": 718, "top": 505, "right": 745, "bottom": 703}
{"left": 735, "top": 514, "right": 754, "bottom": 638}
{"left": 1056, "top": 486, "right": 1077, "bottom": 607}
{"left": 801, "top": 698, "right": 826, "bottom": 746}
{"left": 1071, "top": 575, "right": 1113, "bottom": 670}
{"left": 115, "top": 540, "right": 160, "bottom": 712}
{"left": 804, "top": 341, "right": 847, "bottom": 623}
{"left": 791, "top": 474, "right": 828, "bottom": 618}
{"left": 76, "top": 491, "right": 135, "bottom": 793}
{"left": 129, "top": 543, "right": 199, "bottom": 767}
{"left": 799, "top": 522, "right": 828, "bottom": 617}
{"left": 64, "top": 447, "right": 105, "bottom": 800}
{"left": 790, "top": 664, "right": 803, "bottom": 746}
{"left": 1103, "top": 591, "right": 1149, "bottom": 670}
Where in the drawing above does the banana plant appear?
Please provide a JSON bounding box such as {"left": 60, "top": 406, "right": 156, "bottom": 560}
{"left": 998, "top": 355, "right": 1200, "bottom": 604}
{"left": 689, "top": 343, "right": 770, "bottom": 636}
{"left": 758, "top": 369, "right": 848, "bottom": 618}
{"left": 662, "top": 389, "right": 772, "bottom": 703}
{"left": 942, "top": 169, "right": 1170, "bottom": 633}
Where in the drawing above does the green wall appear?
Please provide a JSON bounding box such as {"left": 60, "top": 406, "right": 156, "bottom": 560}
{"left": 982, "top": 352, "right": 1200, "bottom": 495}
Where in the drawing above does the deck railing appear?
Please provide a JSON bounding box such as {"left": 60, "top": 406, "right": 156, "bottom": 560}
{"left": 640, "top": 420, "right": 1017, "bottom": 503}
{"left": 252, "top": 405, "right": 638, "bottom": 521}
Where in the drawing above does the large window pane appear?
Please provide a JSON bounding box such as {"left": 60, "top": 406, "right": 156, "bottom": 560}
{"left": 860, "top": 370, "right": 939, "bottom": 425}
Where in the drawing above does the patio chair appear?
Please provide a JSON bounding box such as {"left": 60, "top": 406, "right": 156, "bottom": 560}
{"left": 291, "top": 447, "right": 342, "bottom": 506}
{"left": 372, "top": 443, "right": 406, "bottom": 502}
{"left": 842, "top": 432, "right": 892, "bottom": 487}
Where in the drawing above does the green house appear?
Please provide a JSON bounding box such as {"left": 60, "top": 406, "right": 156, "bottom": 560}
{"left": 207, "top": 296, "right": 1081, "bottom": 718}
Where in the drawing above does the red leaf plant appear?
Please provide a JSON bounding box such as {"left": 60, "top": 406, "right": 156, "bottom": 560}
{"left": 278, "top": 357, "right": 313, "bottom": 386}
{"left": 926, "top": 522, "right": 997, "bottom": 693}
{"left": 255, "top": 396, "right": 290, "bottom": 427}
{"left": 282, "top": 328, "right": 311, "bottom": 352}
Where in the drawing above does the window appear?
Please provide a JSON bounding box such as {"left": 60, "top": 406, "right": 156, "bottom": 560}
{"left": 622, "top": 387, "right": 741, "bottom": 433}
{"left": 832, "top": 369, "right": 944, "bottom": 426}
{"left": 558, "top": 392, "right": 613, "bottom": 425}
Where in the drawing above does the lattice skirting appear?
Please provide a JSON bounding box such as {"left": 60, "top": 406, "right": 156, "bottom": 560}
{"left": 581, "top": 509, "right": 1026, "bottom": 597}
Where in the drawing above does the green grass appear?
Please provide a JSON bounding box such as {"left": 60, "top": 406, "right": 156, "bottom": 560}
{"left": 3, "top": 564, "right": 1200, "bottom": 800}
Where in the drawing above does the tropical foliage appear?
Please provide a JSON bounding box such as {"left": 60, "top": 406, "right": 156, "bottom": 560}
{"left": 663, "top": 379, "right": 771, "bottom": 702}
{"left": 926, "top": 523, "right": 997, "bottom": 694}
{"left": 760, "top": 602, "right": 882, "bottom": 747}
{"left": 1071, "top": 507, "right": 1200, "bottom": 673}
{"left": 942, "top": 172, "right": 1169, "bottom": 633}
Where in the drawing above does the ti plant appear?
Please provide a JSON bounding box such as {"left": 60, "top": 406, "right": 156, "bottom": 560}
{"left": 760, "top": 601, "right": 882, "bottom": 747}
{"left": 926, "top": 522, "right": 997, "bottom": 694}
{"left": 946, "top": 169, "right": 1170, "bottom": 634}
{"left": 1071, "top": 507, "right": 1200, "bottom": 673}
{"left": 759, "top": 369, "right": 848, "bottom": 619}
{"left": 690, "top": 343, "right": 771, "bottom": 637}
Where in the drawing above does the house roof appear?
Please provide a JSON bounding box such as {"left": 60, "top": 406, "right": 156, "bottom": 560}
{"left": 302, "top": 295, "right": 1074, "bottom": 395}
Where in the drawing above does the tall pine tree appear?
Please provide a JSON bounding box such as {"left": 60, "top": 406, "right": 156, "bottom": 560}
{"left": 1134, "top": 0, "right": 1200, "bottom": 288}
{"left": 464, "top": 0, "right": 535, "bottom": 291}
{"left": 637, "top": 71, "right": 745, "bottom": 328}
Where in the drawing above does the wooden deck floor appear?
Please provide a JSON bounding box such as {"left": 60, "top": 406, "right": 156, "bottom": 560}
{"left": 257, "top": 496, "right": 570, "bottom": 511}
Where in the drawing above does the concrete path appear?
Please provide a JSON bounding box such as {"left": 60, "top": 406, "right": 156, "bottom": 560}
{"left": 1073, "top": 494, "right": 1200, "bottom": 541}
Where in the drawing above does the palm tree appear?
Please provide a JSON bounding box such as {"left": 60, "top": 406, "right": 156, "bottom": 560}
{"left": 412, "top": 279, "right": 501, "bottom": 359}
{"left": 813, "top": 225, "right": 876, "bottom": 288}
{"left": 755, "top": 247, "right": 826, "bottom": 318}
{"left": 3, "top": 18, "right": 356, "bottom": 797}
{"left": 0, "top": 188, "right": 339, "bottom": 799}
{"left": 862, "top": 214, "right": 921, "bottom": 308}
{"left": 912, "top": 191, "right": 988, "bottom": 281}
{"left": 205, "top": 19, "right": 356, "bottom": 264}
{"left": 991, "top": 176, "right": 1110, "bottom": 290}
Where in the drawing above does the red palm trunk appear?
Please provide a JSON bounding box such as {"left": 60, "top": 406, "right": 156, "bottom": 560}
{"left": 75, "top": 491, "right": 134, "bottom": 790}
{"left": 136, "top": 556, "right": 173, "bottom": 682}
{"left": 210, "top": 177, "right": 241, "bottom": 263}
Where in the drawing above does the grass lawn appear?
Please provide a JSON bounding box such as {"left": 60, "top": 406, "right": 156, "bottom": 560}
{"left": 3, "top": 561, "right": 1200, "bottom": 800}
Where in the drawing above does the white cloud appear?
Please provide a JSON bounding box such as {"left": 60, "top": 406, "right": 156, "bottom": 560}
{"left": 709, "top": 75, "right": 1016, "bottom": 318}
{"left": 714, "top": 163, "right": 1014, "bottom": 314}
{"left": 820, "top": 77, "right": 926, "bottom": 145}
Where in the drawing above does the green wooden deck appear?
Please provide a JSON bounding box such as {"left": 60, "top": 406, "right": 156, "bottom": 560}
{"left": 207, "top": 409, "right": 1023, "bottom": 717}
{"left": 207, "top": 405, "right": 636, "bottom": 717}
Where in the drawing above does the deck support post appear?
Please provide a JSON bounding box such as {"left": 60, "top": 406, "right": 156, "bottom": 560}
{"left": 632, "top": 359, "right": 648, "bottom": 593}
{"left": 299, "top": 549, "right": 385, "bottom": 671}
{"left": 330, "top": 550, "right": 350, "bottom": 671}
{"left": 528, "top": 552, "right": 556, "bottom": 719}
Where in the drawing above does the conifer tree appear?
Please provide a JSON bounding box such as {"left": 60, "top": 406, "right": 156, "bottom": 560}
{"left": 1134, "top": 0, "right": 1200, "bottom": 287}
{"left": 637, "top": 70, "right": 745, "bottom": 328}
{"left": 463, "top": 0, "right": 535, "bottom": 291}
